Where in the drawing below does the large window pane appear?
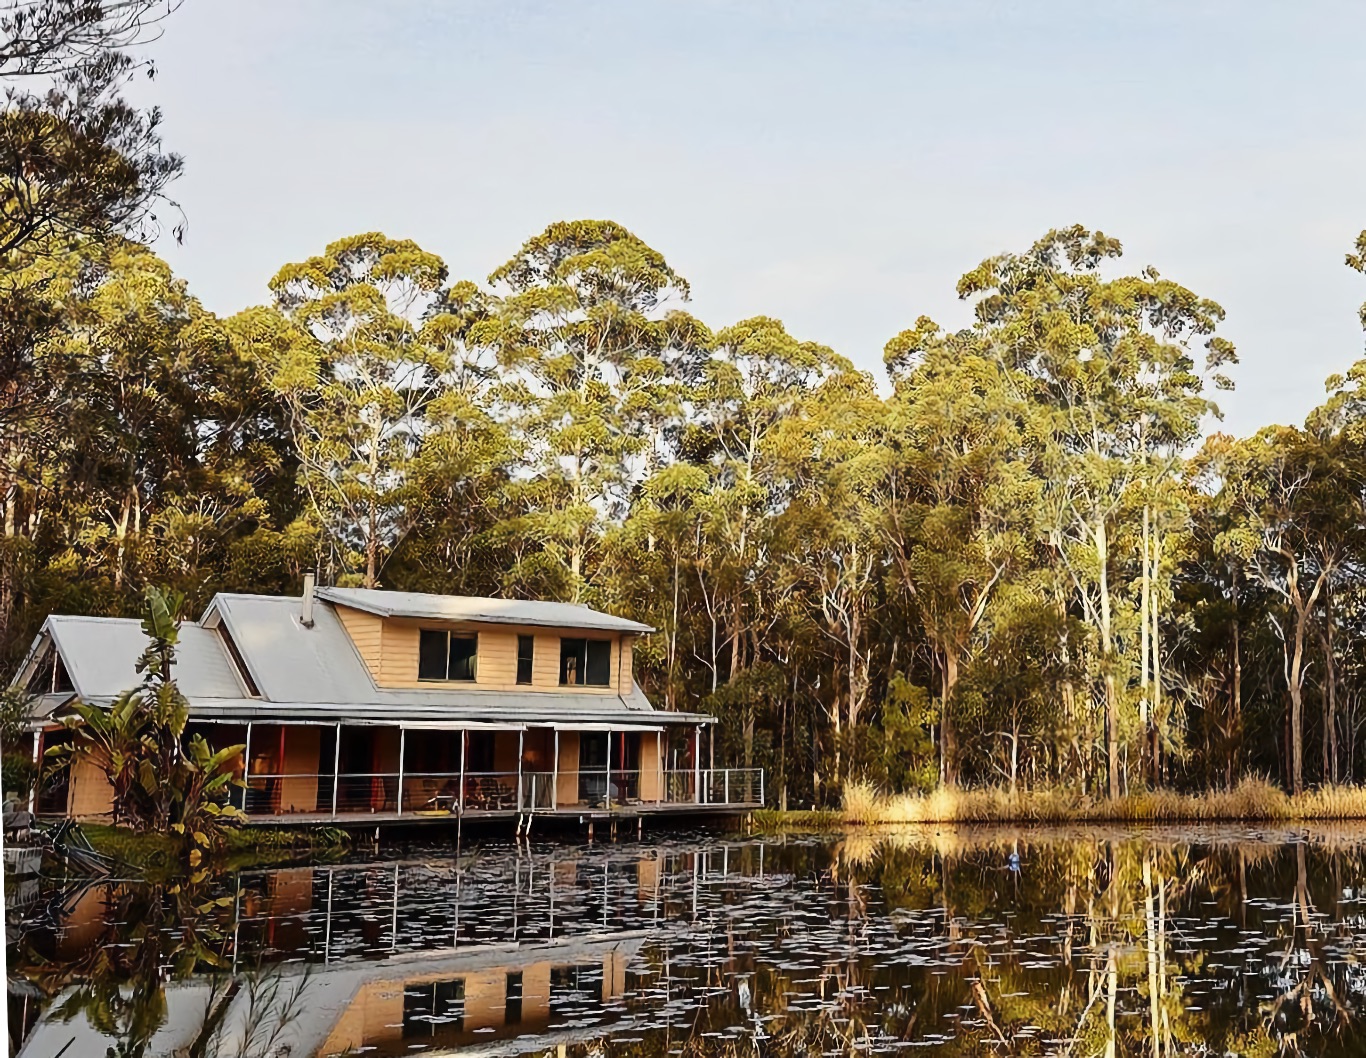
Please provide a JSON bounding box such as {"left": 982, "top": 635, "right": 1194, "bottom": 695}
{"left": 559, "top": 638, "right": 586, "bottom": 685}
{"left": 418, "top": 630, "right": 448, "bottom": 680}
{"left": 586, "top": 640, "right": 611, "bottom": 686}
{"left": 448, "top": 636, "right": 478, "bottom": 681}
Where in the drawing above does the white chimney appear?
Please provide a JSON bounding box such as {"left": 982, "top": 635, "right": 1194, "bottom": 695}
{"left": 301, "top": 572, "right": 316, "bottom": 628}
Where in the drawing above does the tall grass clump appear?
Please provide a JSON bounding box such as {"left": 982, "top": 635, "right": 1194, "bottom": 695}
{"left": 836, "top": 777, "right": 1366, "bottom": 825}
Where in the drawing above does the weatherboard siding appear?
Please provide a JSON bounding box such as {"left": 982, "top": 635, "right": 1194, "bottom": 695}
{"left": 334, "top": 605, "right": 384, "bottom": 680}
{"left": 68, "top": 755, "right": 114, "bottom": 819}
{"left": 618, "top": 637, "right": 633, "bottom": 696}
{"left": 331, "top": 605, "right": 633, "bottom": 694}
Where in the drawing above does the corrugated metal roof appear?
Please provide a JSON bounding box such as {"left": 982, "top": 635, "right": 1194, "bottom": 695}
{"left": 211, "top": 594, "right": 377, "bottom": 705}
{"left": 30, "top": 592, "right": 689, "bottom": 726}
{"left": 205, "top": 594, "right": 672, "bottom": 718}
{"left": 45, "top": 616, "right": 246, "bottom": 700}
{"left": 315, "top": 587, "right": 655, "bottom": 634}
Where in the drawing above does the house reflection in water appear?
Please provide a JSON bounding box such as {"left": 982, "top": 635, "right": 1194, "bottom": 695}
{"left": 312, "top": 933, "right": 636, "bottom": 1056}
{"left": 14, "top": 841, "right": 760, "bottom": 1058}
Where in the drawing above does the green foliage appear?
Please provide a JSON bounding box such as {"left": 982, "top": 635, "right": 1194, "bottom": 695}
{"left": 17, "top": 217, "right": 1366, "bottom": 807}
{"left": 869, "top": 675, "right": 937, "bottom": 794}
{"left": 47, "top": 585, "right": 245, "bottom": 857}
{"left": 0, "top": 685, "right": 37, "bottom": 796}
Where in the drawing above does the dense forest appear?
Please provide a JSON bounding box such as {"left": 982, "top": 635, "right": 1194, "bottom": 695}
{"left": 7, "top": 2, "right": 1366, "bottom": 810}
{"left": 8, "top": 216, "right": 1366, "bottom": 809}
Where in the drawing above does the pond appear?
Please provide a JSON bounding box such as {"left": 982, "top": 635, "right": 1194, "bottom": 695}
{"left": 9, "top": 824, "right": 1366, "bottom": 1056}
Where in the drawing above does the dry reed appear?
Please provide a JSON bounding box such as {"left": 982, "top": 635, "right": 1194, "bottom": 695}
{"left": 838, "top": 778, "right": 1366, "bottom": 825}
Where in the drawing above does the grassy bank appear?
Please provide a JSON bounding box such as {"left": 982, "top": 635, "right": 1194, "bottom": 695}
{"left": 833, "top": 778, "right": 1366, "bottom": 826}
{"left": 750, "top": 808, "right": 844, "bottom": 833}
{"left": 79, "top": 823, "right": 351, "bottom": 873}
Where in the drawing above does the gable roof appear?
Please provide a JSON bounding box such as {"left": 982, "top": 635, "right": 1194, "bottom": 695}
{"left": 315, "top": 587, "right": 655, "bottom": 634}
{"left": 44, "top": 616, "right": 247, "bottom": 700}
{"left": 17, "top": 592, "right": 705, "bottom": 728}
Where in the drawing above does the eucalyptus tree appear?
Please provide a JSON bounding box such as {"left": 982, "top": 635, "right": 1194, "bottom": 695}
{"left": 882, "top": 316, "right": 1041, "bottom": 785}
{"left": 384, "top": 280, "right": 520, "bottom": 596}
{"left": 0, "top": 0, "right": 184, "bottom": 262}
{"left": 691, "top": 316, "right": 844, "bottom": 689}
{"left": 0, "top": 238, "right": 295, "bottom": 666}
{"left": 955, "top": 226, "right": 1235, "bottom": 797}
{"left": 1213, "top": 428, "right": 1358, "bottom": 794}
{"left": 268, "top": 232, "right": 447, "bottom": 588}
{"left": 778, "top": 367, "right": 888, "bottom": 783}
{"left": 489, "top": 219, "right": 697, "bottom": 601}
{"left": 21, "top": 240, "right": 217, "bottom": 588}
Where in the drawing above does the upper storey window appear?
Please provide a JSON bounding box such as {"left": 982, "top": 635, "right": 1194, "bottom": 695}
{"left": 516, "top": 635, "right": 534, "bottom": 685}
{"left": 559, "top": 638, "right": 610, "bottom": 687}
{"left": 419, "top": 629, "right": 478, "bottom": 682}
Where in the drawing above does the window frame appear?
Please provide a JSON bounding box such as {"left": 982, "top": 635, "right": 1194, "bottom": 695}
{"left": 559, "top": 636, "right": 612, "bottom": 688}
{"left": 516, "top": 635, "right": 535, "bottom": 685}
{"left": 417, "top": 628, "right": 479, "bottom": 683}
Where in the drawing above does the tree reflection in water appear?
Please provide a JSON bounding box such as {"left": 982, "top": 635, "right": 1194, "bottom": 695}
{"left": 11, "top": 828, "right": 1366, "bottom": 1056}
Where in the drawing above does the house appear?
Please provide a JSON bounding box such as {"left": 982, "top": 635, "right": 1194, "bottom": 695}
{"left": 12, "top": 582, "right": 760, "bottom": 824}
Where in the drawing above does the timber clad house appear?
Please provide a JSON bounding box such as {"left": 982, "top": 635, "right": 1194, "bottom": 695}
{"left": 13, "top": 584, "right": 760, "bottom": 825}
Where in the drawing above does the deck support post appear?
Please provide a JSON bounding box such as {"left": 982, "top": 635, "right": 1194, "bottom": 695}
{"left": 242, "top": 722, "right": 253, "bottom": 814}
{"left": 516, "top": 727, "right": 525, "bottom": 812}
{"left": 605, "top": 730, "right": 613, "bottom": 811}
{"left": 655, "top": 730, "right": 662, "bottom": 805}
{"left": 331, "top": 722, "right": 342, "bottom": 818}
{"left": 458, "top": 730, "right": 466, "bottom": 816}
{"left": 552, "top": 728, "right": 560, "bottom": 811}
{"left": 397, "top": 727, "right": 406, "bottom": 815}
{"left": 26, "top": 728, "right": 42, "bottom": 815}
{"left": 693, "top": 726, "right": 701, "bottom": 806}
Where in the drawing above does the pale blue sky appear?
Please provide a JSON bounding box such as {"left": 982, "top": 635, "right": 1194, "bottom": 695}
{"left": 135, "top": 0, "right": 1366, "bottom": 435}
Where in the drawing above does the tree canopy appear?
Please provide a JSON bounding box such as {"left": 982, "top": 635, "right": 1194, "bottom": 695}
{"left": 13, "top": 215, "right": 1366, "bottom": 805}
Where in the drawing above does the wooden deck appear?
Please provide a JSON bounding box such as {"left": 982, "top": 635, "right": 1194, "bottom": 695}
{"left": 246, "top": 802, "right": 759, "bottom": 827}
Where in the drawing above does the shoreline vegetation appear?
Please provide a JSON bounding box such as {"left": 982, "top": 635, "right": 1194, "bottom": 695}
{"left": 78, "top": 823, "right": 351, "bottom": 874}
{"left": 754, "top": 779, "right": 1366, "bottom": 832}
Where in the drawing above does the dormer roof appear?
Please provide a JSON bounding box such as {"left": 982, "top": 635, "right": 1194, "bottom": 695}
{"left": 315, "top": 587, "right": 655, "bottom": 634}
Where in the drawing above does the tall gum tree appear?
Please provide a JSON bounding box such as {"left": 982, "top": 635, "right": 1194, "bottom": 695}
{"left": 489, "top": 220, "right": 696, "bottom": 601}
{"left": 1214, "top": 428, "right": 1356, "bottom": 794}
{"left": 391, "top": 280, "right": 520, "bottom": 595}
{"left": 779, "top": 367, "right": 886, "bottom": 786}
{"left": 955, "top": 226, "right": 1235, "bottom": 798}
{"left": 882, "top": 316, "right": 1041, "bottom": 787}
{"left": 693, "top": 317, "right": 844, "bottom": 693}
{"left": 268, "top": 232, "right": 447, "bottom": 588}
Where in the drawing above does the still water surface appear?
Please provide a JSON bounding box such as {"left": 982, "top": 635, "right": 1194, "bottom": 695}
{"left": 10, "top": 824, "right": 1366, "bottom": 1056}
